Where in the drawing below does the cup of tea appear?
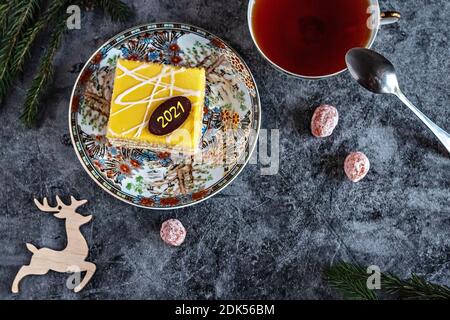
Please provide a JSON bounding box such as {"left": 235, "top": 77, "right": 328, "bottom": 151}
{"left": 248, "top": 0, "right": 400, "bottom": 79}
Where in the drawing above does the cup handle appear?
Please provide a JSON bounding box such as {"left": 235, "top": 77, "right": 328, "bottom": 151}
{"left": 380, "top": 11, "right": 401, "bottom": 25}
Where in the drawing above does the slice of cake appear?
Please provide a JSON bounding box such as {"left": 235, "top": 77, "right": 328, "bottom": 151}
{"left": 106, "top": 59, "right": 206, "bottom": 154}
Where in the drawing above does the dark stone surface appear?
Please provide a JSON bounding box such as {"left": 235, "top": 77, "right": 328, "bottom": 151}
{"left": 1, "top": 0, "right": 449, "bottom": 300}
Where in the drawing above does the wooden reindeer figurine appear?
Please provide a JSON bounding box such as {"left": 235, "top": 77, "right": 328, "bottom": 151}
{"left": 12, "top": 196, "right": 96, "bottom": 293}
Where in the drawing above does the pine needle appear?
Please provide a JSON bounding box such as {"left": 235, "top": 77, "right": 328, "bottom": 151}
{"left": 325, "top": 261, "right": 450, "bottom": 300}
{"left": 20, "top": 19, "right": 66, "bottom": 127}
{"left": 94, "top": 0, "right": 133, "bottom": 22}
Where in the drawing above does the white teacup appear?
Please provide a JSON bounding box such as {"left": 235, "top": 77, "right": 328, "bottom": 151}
{"left": 247, "top": 0, "right": 401, "bottom": 79}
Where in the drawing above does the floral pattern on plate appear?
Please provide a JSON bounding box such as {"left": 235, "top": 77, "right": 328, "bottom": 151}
{"left": 70, "top": 23, "right": 260, "bottom": 209}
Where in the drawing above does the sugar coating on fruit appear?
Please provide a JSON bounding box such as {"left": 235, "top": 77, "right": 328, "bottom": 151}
{"left": 311, "top": 104, "right": 339, "bottom": 138}
{"left": 160, "top": 219, "right": 186, "bottom": 246}
{"left": 344, "top": 152, "right": 370, "bottom": 182}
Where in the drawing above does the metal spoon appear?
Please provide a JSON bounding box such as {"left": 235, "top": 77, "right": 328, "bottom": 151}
{"left": 345, "top": 48, "right": 450, "bottom": 154}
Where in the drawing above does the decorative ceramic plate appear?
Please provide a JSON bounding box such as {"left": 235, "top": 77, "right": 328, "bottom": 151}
{"left": 69, "top": 23, "right": 261, "bottom": 209}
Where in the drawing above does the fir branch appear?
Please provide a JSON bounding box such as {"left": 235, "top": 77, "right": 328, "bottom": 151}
{"left": 0, "top": 1, "right": 9, "bottom": 37}
{"left": 382, "top": 273, "right": 450, "bottom": 300}
{"left": 0, "top": 0, "right": 42, "bottom": 78}
{"left": 0, "top": 0, "right": 43, "bottom": 104}
{"left": 94, "top": 0, "right": 132, "bottom": 22}
{"left": 1, "top": 0, "right": 134, "bottom": 125}
{"left": 13, "top": 0, "right": 69, "bottom": 73}
{"left": 324, "top": 262, "right": 378, "bottom": 300}
{"left": 20, "top": 19, "right": 66, "bottom": 127}
{"left": 0, "top": 0, "right": 68, "bottom": 105}
{"left": 325, "top": 262, "right": 450, "bottom": 300}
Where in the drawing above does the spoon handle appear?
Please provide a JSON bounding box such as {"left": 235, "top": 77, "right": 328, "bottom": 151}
{"left": 395, "top": 90, "right": 450, "bottom": 154}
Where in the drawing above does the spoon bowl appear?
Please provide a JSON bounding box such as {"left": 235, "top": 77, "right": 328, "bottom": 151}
{"left": 345, "top": 48, "right": 450, "bottom": 154}
{"left": 346, "top": 48, "right": 399, "bottom": 95}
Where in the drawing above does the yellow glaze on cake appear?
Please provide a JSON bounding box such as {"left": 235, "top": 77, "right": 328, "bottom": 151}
{"left": 106, "top": 59, "right": 205, "bottom": 154}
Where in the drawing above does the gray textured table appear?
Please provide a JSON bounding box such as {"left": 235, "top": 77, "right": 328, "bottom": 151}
{"left": 1, "top": 0, "right": 449, "bottom": 299}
